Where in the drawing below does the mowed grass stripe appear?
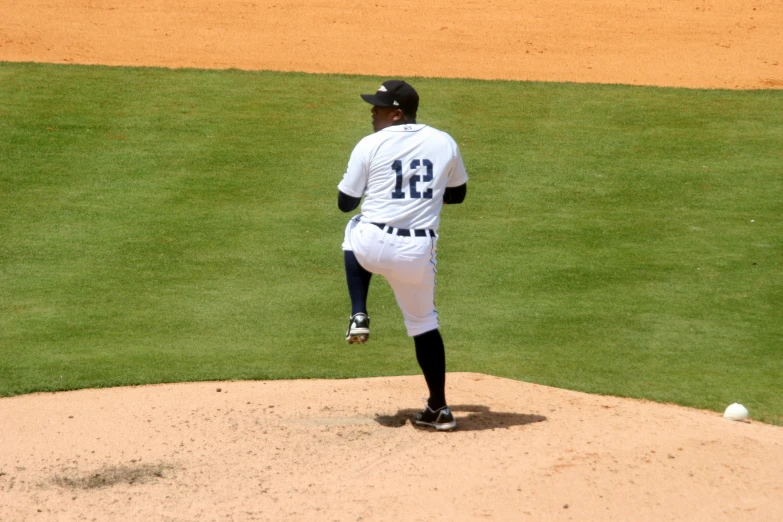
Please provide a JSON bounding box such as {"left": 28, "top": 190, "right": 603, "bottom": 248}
{"left": 1, "top": 63, "right": 781, "bottom": 424}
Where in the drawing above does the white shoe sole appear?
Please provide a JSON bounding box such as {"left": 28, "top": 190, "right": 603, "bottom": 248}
{"left": 414, "top": 419, "right": 457, "bottom": 431}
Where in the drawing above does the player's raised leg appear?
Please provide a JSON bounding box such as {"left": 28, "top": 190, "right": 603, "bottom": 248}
{"left": 344, "top": 250, "right": 371, "bottom": 344}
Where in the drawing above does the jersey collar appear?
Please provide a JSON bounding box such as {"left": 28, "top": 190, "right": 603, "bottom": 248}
{"left": 381, "top": 124, "right": 426, "bottom": 132}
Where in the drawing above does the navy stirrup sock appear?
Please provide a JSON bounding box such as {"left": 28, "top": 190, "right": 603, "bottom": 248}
{"left": 344, "top": 251, "right": 372, "bottom": 316}
{"left": 414, "top": 329, "right": 447, "bottom": 410}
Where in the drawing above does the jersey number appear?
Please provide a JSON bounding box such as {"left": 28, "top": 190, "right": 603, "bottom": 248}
{"left": 391, "top": 159, "right": 433, "bottom": 200}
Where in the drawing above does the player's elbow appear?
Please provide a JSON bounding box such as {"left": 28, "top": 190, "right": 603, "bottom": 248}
{"left": 444, "top": 183, "right": 467, "bottom": 205}
{"left": 338, "top": 191, "right": 361, "bottom": 212}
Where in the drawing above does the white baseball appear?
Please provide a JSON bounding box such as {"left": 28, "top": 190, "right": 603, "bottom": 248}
{"left": 723, "top": 403, "right": 749, "bottom": 421}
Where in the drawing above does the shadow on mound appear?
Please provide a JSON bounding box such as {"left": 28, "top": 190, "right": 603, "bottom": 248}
{"left": 375, "top": 404, "right": 546, "bottom": 432}
{"left": 51, "top": 462, "right": 173, "bottom": 490}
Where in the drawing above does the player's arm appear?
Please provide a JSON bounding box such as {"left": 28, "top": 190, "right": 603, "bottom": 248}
{"left": 338, "top": 190, "right": 362, "bottom": 212}
{"left": 337, "top": 140, "right": 369, "bottom": 212}
{"left": 444, "top": 183, "right": 467, "bottom": 205}
{"left": 444, "top": 138, "right": 469, "bottom": 205}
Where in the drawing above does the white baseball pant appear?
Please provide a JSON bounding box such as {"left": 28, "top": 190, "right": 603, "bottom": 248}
{"left": 342, "top": 216, "right": 439, "bottom": 337}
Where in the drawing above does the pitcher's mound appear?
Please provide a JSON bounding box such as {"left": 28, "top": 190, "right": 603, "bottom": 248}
{"left": 2, "top": 373, "right": 781, "bottom": 521}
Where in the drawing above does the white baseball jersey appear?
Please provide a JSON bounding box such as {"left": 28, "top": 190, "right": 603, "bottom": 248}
{"left": 337, "top": 124, "right": 469, "bottom": 230}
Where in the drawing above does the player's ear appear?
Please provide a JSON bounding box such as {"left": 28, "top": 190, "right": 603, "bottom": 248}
{"left": 392, "top": 108, "right": 404, "bottom": 122}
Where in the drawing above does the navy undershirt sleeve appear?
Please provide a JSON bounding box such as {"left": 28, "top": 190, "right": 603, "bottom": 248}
{"left": 338, "top": 191, "right": 362, "bottom": 212}
{"left": 444, "top": 183, "right": 467, "bottom": 204}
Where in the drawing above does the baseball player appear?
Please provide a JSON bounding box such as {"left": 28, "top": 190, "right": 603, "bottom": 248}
{"left": 337, "top": 80, "right": 468, "bottom": 431}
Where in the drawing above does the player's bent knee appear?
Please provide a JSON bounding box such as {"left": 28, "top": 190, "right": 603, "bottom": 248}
{"left": 404, "top": 314, "right": 439, "bottom": 338}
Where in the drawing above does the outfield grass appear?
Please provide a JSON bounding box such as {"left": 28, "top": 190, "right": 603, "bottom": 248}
{"left": 1, "top": 63, "right": 781, "bottom": 424}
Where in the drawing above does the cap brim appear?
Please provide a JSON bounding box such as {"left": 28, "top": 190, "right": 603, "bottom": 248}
{"left": 360, "top": 94, "right": 394, "bottom": 107}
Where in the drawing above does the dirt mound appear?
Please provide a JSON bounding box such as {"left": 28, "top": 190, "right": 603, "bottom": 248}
{"left": 2, "top": 373, "right": 781, "bottom": 521}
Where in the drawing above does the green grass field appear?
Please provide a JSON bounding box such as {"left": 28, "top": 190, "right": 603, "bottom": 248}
{"left": 1, "top": 63, "right": 781, "bottom": 424}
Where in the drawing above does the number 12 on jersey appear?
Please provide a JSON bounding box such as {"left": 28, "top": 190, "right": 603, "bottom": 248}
{"left": 391, "top": 159, "right": 433, "bottom": 200}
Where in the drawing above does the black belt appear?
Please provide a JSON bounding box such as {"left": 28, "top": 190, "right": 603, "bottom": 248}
{"left": 372, "top": 222, "right": 435, "bottom": 238}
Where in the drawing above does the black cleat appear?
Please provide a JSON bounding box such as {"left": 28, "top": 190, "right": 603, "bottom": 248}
{"left": 345, "top": 313, "right": 370, "bottom": 344}
{"left": 414, "top": 405, "right": 457, "bottom": 431}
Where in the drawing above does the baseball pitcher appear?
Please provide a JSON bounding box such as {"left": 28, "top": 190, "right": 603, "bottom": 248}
{"left": 337, "top": 80, "right": 468, "bottom": 430}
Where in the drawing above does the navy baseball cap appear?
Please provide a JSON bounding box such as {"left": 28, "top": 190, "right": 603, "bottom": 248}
{"left": 361, "top": 80, "right": 419, "bottom": 114}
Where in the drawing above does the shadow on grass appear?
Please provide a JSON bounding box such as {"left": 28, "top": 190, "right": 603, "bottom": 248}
{"left": 375, "top": 404, "right": 546, "bottom": 432}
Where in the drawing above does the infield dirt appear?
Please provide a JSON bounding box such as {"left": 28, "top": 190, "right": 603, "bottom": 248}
{"left": 1, "top": 0, "right": 781, "bottom": 89}
{"left": 1, "top": 1, "right": 782, "bottom": 520}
